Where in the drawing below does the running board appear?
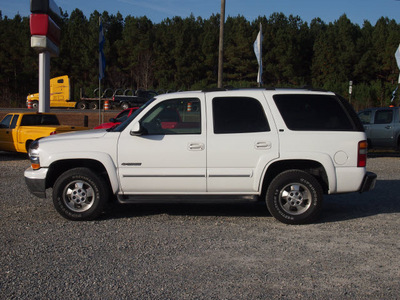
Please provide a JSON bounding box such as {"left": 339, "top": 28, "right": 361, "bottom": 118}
{"left": 117, "top": 194, "right": 259, "bottom": 204}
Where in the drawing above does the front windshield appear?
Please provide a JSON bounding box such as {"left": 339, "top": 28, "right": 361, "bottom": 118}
{"left": 110, "top": 98, "right": 156, "bottom": 132}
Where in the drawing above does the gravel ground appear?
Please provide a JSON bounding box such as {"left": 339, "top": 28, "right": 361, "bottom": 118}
{"left": 0, "top": 151, "right": 399, "bottom": 299}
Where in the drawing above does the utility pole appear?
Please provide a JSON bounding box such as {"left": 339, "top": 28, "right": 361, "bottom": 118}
{"left": 218, "top": 0, "right": 225, "bottom": 88}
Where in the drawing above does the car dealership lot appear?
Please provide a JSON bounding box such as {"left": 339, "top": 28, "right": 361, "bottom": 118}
{"left": 1, "top": 151, "right": 399, "bottom": 299}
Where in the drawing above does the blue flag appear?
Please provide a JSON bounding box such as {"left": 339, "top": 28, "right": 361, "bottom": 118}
{"left": 99, "top": 19, "right": 106, "bottom": 80}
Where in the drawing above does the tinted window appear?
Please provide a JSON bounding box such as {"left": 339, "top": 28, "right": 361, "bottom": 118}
{"left": 213, "top": 97, "right": 270, "bottom": 134}
{"left": 0, "top": 115, "right": 13, "bottom": 128}
{"left": 374, "top": 110, "right": 393, "bottom": 124}
{"left": 274, "top": 94, "right": 354, "bottom": 131}
{"left": 115, "top": 110, "right": 131, "bottom": 123}
{"left": 10, "top": 115, "right": 19, "bottom": 129}
{"left": 141, "top": 98, "right": 201, "bottom": 135}
{"left": 20, "top": 114, "right": 60, "bottom": 126}
{"left": 358, "top": 110, "right": 372, "bottom": 124}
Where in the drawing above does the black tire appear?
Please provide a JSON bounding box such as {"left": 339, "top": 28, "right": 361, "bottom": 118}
{"left": 121, "top": 102, "right": 130, "bottom": 110}
{"left": 76, "top": 101, "right": 88, "bottom": 110}
{"left": 266, "top": 170, "right": 323, "bottom": 225}
{"left": 32, "top": 101, "right": 38, "bottom": 109}
{"left": 25, "top": 139, "right": 33, "bottom": 152}
{"left": 89, "top": 102, "right": 98, "bottom": 110}
{"left": 52, "top": 168, "right": 109, "bottom": 221}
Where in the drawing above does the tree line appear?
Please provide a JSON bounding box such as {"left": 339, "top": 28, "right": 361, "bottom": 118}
{"left": 1, "top": 9, "right": 400, "bottom": 110}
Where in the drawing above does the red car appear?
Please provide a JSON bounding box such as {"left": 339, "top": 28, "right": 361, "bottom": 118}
{"left": 94, "top": 107, "right": 139, "bottom": 129}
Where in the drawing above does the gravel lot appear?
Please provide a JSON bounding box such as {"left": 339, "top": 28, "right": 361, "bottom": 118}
{"left": 0, "top": 151, "right": 399, "bottom": 299}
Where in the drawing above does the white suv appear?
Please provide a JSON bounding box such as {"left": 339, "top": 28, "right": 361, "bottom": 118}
{"left": 25, "top": 88, "right": 376, "bottom": 224}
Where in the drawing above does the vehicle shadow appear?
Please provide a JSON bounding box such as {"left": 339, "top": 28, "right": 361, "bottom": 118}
{"left": 321, "top": 179, "right": 400, "bottom": 223}
{"left": 0, "top": 151, "right": 28, "bottom": 161}
{"left": 105, "top": 179, "right": 399, "bottom": 224}
{"left": 106, "top": 201, "right": 270, "bottom": 219}
{"left": 368, "top": 151, "right": 400, "bottom": 158}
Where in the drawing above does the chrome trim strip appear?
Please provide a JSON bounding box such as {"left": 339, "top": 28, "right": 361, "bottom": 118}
{"left": 208, "top": 175, "right": 251, "bottom": 178}
{"left": 123, "top": 174, "right": 205, "bottom": 178}
{"left": 121, "top": 163, "right": 142, "bottom": 166}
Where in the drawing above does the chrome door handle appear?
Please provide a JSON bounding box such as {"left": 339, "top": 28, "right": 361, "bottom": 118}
{"left": 255, "top": 141, "right": 271, "bottom": 149}
{"left": 188, "top": 143, "right": 205, "bottom": 151}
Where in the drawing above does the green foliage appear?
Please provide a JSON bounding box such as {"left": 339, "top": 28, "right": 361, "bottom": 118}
{"left": 1, "top": 10, "right": 400, "bottom": 109}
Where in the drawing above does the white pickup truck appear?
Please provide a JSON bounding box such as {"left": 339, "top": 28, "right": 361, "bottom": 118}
{"left": 24, "top": 88, "right": 376, "bottom": 224}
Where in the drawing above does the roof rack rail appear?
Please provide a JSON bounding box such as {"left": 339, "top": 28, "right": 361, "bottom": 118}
{"left": 201, "top": 88, "right": 227, "bottom": 92}
{"left": 300, "top": 85, "right": 328, "bottom": 92}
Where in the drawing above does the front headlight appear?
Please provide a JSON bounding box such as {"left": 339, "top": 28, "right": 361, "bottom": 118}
{"left": 28, "top": 140, "right": 40, "bottom": 169}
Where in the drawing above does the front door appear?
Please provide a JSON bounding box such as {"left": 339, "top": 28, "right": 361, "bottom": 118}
{"left": 0, "top": 114, "right": 18, "bottom": 152}
{"left": 118, "top": 96, "right": 206, "bottom": 194}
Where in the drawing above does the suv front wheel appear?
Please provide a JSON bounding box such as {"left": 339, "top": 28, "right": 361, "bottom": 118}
{"left": 266, "top": 170, "right": 323, "bottom": 225}
{"left": 52, "top": 168, "right": 109, "bottom": 221}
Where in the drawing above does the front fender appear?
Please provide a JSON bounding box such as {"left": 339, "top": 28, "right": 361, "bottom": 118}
{"left": 45, "top": 151, "right": 120, "bottom": 194}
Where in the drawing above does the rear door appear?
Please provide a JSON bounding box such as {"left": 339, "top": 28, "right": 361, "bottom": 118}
{"left": 206, "top": 91, "right": 279, "bottom": 193}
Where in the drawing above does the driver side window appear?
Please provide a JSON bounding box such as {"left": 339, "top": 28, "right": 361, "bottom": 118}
{"left": 141, "top": 98, "right": 201, "bottom": 135}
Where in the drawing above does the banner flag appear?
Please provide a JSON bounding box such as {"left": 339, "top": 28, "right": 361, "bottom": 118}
{"left": 253, "top": 24, "right": 263, "bottom": 85}
{"left": 99, "top": 18, "right": 106, "bottom": 80}
{"left": 395, "top": 44, "right": 400, "bottom": 84}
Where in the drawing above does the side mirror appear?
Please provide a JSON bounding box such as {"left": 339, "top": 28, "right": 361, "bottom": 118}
{"left": 130, "top": 122, "right": 142, "bottom": 136}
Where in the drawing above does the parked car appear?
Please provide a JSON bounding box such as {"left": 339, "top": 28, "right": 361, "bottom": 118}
{"left": 94, "top": 107, "right": 140, "bottom": 129}
{"left": 25, "top": 88, "right": 376, "bottom": 224}
{"left": 0, "top": 112, "right": 87, "bottom": 153}
{"left": 358, "top": 106, "right": 400, "bottom": 150}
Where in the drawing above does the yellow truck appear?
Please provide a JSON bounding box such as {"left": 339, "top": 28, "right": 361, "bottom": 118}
{"left": 0, "top": 112, "right": 87, "bottom": 153}
{"left": 26, "top": 75, "right": 153, "bottom": 110}
{"left": 26, "top": 75, "right": 79, "bottom": 109}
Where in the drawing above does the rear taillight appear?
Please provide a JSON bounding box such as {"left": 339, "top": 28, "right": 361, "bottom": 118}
{"left": 50, "top": 131, "right": 57, "bottom": 135}
{"left": 358, "top": 141, "right": 368, "bottom": 167}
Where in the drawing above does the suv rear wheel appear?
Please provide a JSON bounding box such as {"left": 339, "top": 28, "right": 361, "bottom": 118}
{"left": 52, "top": 168, "right": 109, "bottom": 221}
{"left": 266, "top": 170, "right": 322, "bottom": 225}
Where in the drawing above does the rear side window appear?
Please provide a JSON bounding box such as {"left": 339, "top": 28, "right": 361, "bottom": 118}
{"left": 10, "top": 115, "right": 19, "bottom": 129}
{"left": 213, "top": 97, "right": 270, "bottom": 134}
{"left": 374, "top": 110, "right": 393, "bottom": 124}
{"left": 20, "top": 114, "right": 60, "bottom": 126}
{"left": 274, "top": 94, "right": 355, "bottom": 131}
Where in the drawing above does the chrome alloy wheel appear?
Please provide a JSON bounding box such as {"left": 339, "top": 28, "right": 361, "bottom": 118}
{"left": 63, "top": 180, "right": 95, "bottom": 212}
{"left": 278, "top": 183, "right": 312, "bottom": 215}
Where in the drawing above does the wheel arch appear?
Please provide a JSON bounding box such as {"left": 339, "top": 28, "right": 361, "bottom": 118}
{"left": 260, "top": 159, "right": 330, "bottom": 197}
{"left": 46, "top": 158, "right": 118, "bottom": 196}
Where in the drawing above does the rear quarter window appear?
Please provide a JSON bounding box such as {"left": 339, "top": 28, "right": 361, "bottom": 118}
{"left": 273, "top": 94, "right": 357, "bottom": 131}
{"left": 20, "top": 114, "right": 60, "bottom": 126}
{"left": 374, "top": 110, "right": 393, "bottom": 124}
